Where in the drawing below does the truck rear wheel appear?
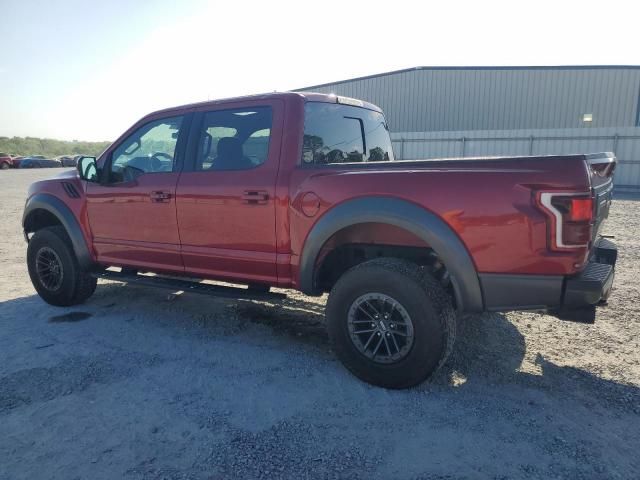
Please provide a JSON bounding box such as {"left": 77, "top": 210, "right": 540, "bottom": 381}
{"left": 326, "top": 258, "right": 455, "bottom": 389}
{"left": 27, "top": 226, "right": 97, "bottom": 306}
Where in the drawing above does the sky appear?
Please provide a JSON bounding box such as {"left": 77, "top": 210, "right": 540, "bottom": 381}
{"left": 1, "top": 0, "right": 639, "bottom": 141}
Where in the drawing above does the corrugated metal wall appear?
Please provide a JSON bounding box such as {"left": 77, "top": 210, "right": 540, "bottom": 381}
{"left": 296, "top": 66, "right": 640, "bottom": 189}
{"left": 390, "top": 127, "right": 640, "bottom": 191}
{"left": 300, "top": 67, "right": 640, "bottom": 132}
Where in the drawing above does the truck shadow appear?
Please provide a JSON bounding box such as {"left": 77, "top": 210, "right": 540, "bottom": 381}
{"left": 435, "top": 311, "right": 639, "bottom": 415}
{"left": 443, "top": 311, "right": 527, "bottom": 383}
{"left": 236, "top": 296, "right": 640, "bottom": 415}
{"left": 236, "top": 295, "right": 328, "bottom": 347}
{"left": 2, "top": 285, "right": 638, "bottom": 414}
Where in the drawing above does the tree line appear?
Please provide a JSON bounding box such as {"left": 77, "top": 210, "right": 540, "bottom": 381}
{"left": 0, "top": 136, "right": 112, "bottom": 158}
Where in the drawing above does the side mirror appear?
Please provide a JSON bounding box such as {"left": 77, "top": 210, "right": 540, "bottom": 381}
{"left": 77, "top": 156, "right": 98, "bottom": 182}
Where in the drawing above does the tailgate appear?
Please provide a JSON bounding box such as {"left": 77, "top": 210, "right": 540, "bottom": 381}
{"left": 586, "top": 153, "right": 616, "bottom": 241}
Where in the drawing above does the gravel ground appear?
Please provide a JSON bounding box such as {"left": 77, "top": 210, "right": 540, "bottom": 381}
{"left": 1, "top": 169, "right": 639, "bottom": 480}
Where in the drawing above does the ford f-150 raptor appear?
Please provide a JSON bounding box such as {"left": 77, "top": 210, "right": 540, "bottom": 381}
{"left": 23, "top": 92, "right": 617, "bottom": 388}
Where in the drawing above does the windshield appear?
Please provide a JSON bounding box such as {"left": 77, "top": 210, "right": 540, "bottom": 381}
{"left": 302, "top": 102, "right": 395, "bottom": 165}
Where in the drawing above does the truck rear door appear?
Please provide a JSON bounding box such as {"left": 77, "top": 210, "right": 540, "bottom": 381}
{"left": 175, "top": 99, "right": 284, "bottom": 285}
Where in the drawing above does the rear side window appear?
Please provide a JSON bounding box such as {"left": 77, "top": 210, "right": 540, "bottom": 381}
{"left": 302, "top": 102, "right": 394, "bottom": 165}
{"left": 196, "top": 107, "right": 272, "bottom": 171}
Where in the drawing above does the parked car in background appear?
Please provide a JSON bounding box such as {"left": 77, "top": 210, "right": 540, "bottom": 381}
{"left": 11, "top": 156, "right": 25, "bottom": 168}
{"left": 19, "top": 156, "right": 62, "bottom": 168}
{"left": 57, "top": 156, "right": 77, "bottom": 167}
{"left": 0, "top": 153, "right": 13, "bottom": 169}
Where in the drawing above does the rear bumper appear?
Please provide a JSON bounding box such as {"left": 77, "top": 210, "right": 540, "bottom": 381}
{"left": 563, "top": 260, "right": 614, "bottom": 307}
{"left": 480, "top": 237, "right": 617, "bottom": 322}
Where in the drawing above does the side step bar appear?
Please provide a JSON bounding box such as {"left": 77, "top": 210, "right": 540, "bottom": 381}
{"left": 92, "top": 270, "right": 286, "bottom": 301}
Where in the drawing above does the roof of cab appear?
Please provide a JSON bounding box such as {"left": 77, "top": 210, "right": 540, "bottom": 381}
{"left": 144, "top": 91, "right": 383, "bottom": 119}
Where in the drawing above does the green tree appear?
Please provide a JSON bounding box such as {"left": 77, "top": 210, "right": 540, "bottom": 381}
{"left": 0, "top": 136, "right": 112, "bottom": 158}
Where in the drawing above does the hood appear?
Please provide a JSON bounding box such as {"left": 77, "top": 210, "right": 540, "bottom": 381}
{"left": 54, "top": 168, "right": 79, "bottom": 180}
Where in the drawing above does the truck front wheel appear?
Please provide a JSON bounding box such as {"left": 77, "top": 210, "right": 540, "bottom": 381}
{"left": 326, "top": 258, "right": 456, "bottom": 389}
{"left": 27, "top": 226, "right": 97, "bottom": 306}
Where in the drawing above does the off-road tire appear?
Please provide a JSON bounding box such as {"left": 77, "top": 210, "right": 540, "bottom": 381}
{"left": 27, "top": 226, "right": 97, "bottom": 306}
{"left": 326, "top": 258, "right": 456, "bottom": 389}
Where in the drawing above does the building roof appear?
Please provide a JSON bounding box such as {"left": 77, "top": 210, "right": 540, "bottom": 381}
{"left": 295, "top": 65, "right": 640, "bottom": 91}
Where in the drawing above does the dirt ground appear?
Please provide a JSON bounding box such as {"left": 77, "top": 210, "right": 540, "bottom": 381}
{"left": 1, "top": 169, "right": 639, "bottom": 480}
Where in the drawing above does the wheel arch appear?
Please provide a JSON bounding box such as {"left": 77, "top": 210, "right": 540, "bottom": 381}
{"left": 298, "top": 196, "right": 483, "bottom": 312}
{"left": 23, "top": 193, "right": 94, "bottom": 270}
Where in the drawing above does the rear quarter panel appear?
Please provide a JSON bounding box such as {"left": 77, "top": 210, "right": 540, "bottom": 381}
{"left": 286, "top": 156, "right": 591, "bottom": 287}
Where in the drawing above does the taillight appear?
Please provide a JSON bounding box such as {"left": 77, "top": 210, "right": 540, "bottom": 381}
{"left": 538, "top": 192, "right": 594, "bottom": 250}
{"left": 550, "top": 196, "right": 593, "bottom": 222}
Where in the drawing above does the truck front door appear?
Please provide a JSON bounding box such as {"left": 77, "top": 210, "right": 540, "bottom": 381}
{"left": 86, "top": 114, "right": 188, "bottom": 272}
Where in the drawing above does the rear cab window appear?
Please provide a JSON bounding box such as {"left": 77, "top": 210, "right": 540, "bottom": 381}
{"left": 302, "top": 102, "right": 394, "bottom": 165}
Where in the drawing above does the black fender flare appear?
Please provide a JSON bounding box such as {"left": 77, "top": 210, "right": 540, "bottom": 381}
{"left": 298, "top": 197, "right": 483, "bottom": 312}
{"left": 22, "top": 193, "right": 94, "bottom": 271}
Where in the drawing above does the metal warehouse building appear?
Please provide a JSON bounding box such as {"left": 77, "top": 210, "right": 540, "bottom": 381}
{"left": 296, "top": 66, "right": 640, "bottom": 191}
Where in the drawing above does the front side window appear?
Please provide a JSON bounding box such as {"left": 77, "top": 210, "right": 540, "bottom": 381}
{"left": 109, "top": 115, "right": 183, "bottom": 182}
{"left": 302, "top": 102, "right": 394, "bottom": 165}
{"left": 196, "top": 107, "right": 272, "bottom": 171}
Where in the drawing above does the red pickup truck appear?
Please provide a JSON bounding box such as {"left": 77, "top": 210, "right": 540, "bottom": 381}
{"left": 23, "top": 92, "right": 617, "bottom": 388}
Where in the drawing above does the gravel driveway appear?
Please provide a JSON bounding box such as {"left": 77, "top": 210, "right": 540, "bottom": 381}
{"left": 1, "top": 169, "right": 639, "bottom": 479}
